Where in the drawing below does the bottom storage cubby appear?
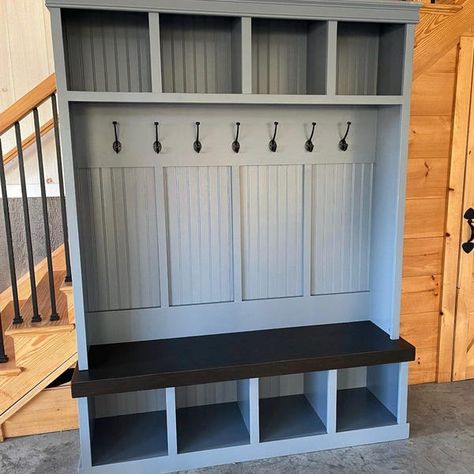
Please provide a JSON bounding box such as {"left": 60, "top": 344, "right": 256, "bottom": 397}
{"left": 259, "top": 372, "right": 330, "bottom": 442}
{"left": 176, "top": 380, "right": 251, "bottom": 453}
{"left": 90, "top": 389, "right": 168, "bottom": 466}
{"left": 336, "top": 364, "right": 400, "bottom": 432}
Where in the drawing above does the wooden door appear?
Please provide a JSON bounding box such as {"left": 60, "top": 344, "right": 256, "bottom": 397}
{"left": 452, "top": 38, "right": 474, "bottom": 380}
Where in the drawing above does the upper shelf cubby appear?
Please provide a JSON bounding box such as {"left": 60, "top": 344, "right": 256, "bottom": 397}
{"left": 336, "top": 22, "right": 405, "bottom": 96}
{"left": 62, "top": 10, "right": 152, "bottom": 92}
{"left": 159, "top": 14, "right": 242, "bottom": 94}
{"left": 252, "top": 19, "right": 328, "bottom": 95}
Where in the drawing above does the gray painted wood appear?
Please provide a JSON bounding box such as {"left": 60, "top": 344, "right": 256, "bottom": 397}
{"left": 240, "top": 165, "right": 304, "bottom": 300}
{"left": 176, "top": 380, "right": 240, "bottom": 409}
{"left": 252, "top": 19, "right": 327, "bottom": 94}
{"left": 77, "top": 167, "right": 161, "bottom": 312}
{"left": 165, "top": 166, "right": 233, "bottom": 305}
{"left": 160, "top": 15, "right": 242, "bottom": 93}
{"left": 311, "top": 163, "right": 373, "bottom": 295}
{"left": 62, "top": 10, "right": 151, "bottom": 92}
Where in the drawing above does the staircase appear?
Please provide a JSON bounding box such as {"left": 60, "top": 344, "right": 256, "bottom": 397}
{"left": 0, "top": 75, "right": 78, "bottom": 440}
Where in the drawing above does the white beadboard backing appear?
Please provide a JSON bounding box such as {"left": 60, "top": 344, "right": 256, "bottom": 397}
{"left": 77, "top": 167, "right": 161, "bottom": 312}
{"left": 62, "top": 9, "right": 151, "bottom": 92}
{"left": 252, "top": 19, "right": 327, "bottom": 95}
{"left": 160, "top": 14, "right": 241, "bottom": 94}
{"left": 259, "top": 374, "right": 304, "bottom": 399}
{"left": 311, "top": 163, "right": 373, "bottom": 295}
{"left": 176, "top": 381, "right": 239, "bottom": 409}
{"left": 164, "top": 166, "right": 234, "bottom": 306}
{"left": 241, "top": 165, "right": 304, "bottom": 300}
{"left": 94, "top": 389, "right": 166, "bottom": 418}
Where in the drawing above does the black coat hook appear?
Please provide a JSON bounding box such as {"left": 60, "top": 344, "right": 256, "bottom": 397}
{"left": 112, "top": 121, "right": 121, "bottom": 154}
{"left": 269, "top": 121, "right": 278, "bottom": 152}
{"left": 194, "top": 122, "right": 202, "bottom": 153}
{"left": 339, "top": 121, "right": 352, "bottom": 151}
{"left": 153, "top": 121, "right": 162, "bottom": 154}
{"left": 305, "top": 122, "right": 317, "bottom": 152}
{"left": 232, "top": 122, "right": 241, "bottom": 153}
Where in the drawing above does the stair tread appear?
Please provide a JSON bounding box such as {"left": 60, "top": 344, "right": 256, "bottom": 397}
{"left": 72, "top": 321, "right": 415, "bottom": 398}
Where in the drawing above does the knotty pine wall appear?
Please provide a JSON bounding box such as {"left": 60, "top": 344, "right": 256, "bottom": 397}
{"left": 402, "top": 45, "right": 458, "bottom": 384}
{"left": 0, "top": 0, "right": 465, "bottom": 384}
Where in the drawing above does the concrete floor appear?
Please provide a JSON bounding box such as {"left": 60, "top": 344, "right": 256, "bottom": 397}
{"left": 1, "top": 380, "right": 473, "bottom": 474}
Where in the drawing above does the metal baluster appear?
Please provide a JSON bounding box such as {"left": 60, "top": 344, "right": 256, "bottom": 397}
{"left": 51, "top": 94, "right": 72, "bottom": 283}
{"left": 0, "top": 308, "right": 8, "bottom": 363}
{"left": 33, "top": 108, "right": 59, "bottom": 321}
{"left": 0, "top": 139, "right": 23, "bottom": 324}
{"left": 15, "top": 121, "right": 41, "bottom": 323}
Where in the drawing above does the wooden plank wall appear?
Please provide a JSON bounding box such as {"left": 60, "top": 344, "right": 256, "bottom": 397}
{"left": 401, "top": 46, "right": 458, "bottom": 384}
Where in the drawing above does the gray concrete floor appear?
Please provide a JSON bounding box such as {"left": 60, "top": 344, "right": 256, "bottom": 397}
{"left": 1, "top": 380, "right": 473, "bottom": 474}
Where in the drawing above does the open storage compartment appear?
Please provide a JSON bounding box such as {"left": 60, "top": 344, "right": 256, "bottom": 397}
{"left": 176, "top": 380, "right": 251, "bottom": 453}
{"left": 160, "top": 14, "right": 242, "bottom": 93}
{"left": 252, "top": 18, "right": 328, "bottom": 94}
{"left": 62, "top": 9, "right": 151, "bottom": 92}
{"left": 336, "top": 22, "right": 405, "bottom": 95}
{"left": 336, "top": 364, "right": 400, "bottom": 432}
{"left": 90, "top": 389, "right": 168, "bottom": 466}
{"left": 259, "top": 372, "right": 329, "bottom": 442}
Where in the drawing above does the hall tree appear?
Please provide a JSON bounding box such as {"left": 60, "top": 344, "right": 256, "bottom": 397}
{"left": 46, "top": 0, "right": 419, "bottom": 471}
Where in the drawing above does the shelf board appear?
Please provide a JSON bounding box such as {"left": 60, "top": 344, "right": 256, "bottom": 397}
{"left": 91, "top": 411, "right": 168, "bottom": 466}
{"left": 259, "top": 394, "right": 327, "bottom": 442}
{"left": 177, "top": 402, "right": 250, "bottom": 453}
{"left": 336, "top": 387, "right": 397, "bottom": 432}
{"left": 66, "top": 91, "right": 404, "bottom": 106}
{"left": 72, "top": 321, "right": 415, "bottom": 398}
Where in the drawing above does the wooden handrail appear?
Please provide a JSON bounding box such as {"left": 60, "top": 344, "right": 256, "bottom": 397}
{"left": 0, "top": 74, "right": 56, "bottom": 136}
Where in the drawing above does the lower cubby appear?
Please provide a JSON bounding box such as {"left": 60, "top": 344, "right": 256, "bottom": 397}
{"left": 259, "top": 372, "right": 329, "bottom": 442}
{"left": 336, "top": 364, "right": 400, "bottom": 432}
{"left": 176, "top": 380, "right": 251, "bottom": 453}
{"left": 90, "top": 389, "right": 168, "bottom": 466}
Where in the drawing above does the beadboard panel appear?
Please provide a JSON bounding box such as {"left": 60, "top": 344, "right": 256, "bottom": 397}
{"left": 311, "top": 163, "right": 373, "bottom": 295}
{"left": 240, "top": 165, "right": 304, "bottom": 300}
{"left": 77, "top": 167, "right": 161, "bottom": 312}
{"left": 94, "top": 389, "right": 166, "bottom": 418}
{"left": 160, "top": 14, "right": 241, "bottom": 94}
{"left": 62, "top": 10, "right": 151, "bottom": 92}
{"left": 176, "top": 381, "right": 239, "bottom": 409}
{"left": 259, "top": 374, "right": 304, "bottom": 399}
{"left": 164, "top": 166, "right": 234, "bottom": 306}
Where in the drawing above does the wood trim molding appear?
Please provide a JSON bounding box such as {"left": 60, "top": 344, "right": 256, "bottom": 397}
{"left": 421, "top": 4, "right": 463, "bottom": 16}
{"left": 438, "top": 37, "right": 474, "bottom": 383}
{"left": 0, "top": 74, "right": 56, "bottom": 136}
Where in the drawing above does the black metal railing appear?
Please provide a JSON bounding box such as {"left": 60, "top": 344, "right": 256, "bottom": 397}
{"left": 0, "top": 88, "right": 71, "bottom": 362}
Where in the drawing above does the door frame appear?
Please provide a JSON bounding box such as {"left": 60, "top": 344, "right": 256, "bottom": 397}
{"left": 438, "top": 36, "right": 474, "bottom": 382}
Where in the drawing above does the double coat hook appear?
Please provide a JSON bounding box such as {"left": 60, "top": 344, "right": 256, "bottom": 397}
{"left": 112, "top": 121, "right": 121, "bottom": 154}
{"left": 232, "top": 122, "right": 241, "bottom": 153}
{"left": 305, "top": 122, "right": 317, "bottom": 152}
{"left": 269, "top": 122, "right": 279, "bottom": 152}
{"left": 153, "top": 122, "right": 162, "bottom": 154}
{"left": 194, "top": 122, "right": 202, "bottom": 153}
{"left": 339, "top": 121, "right": 352, "bottom": 151}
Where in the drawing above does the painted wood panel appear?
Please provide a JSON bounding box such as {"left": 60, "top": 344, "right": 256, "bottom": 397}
{"left": 160, "top": 14, "right": 241, "bottom": 94}
{"left": 311, "top": 163, "right": 373, "bottom": 295}
{"left": 240, "top": 165, "right": 304, "bottom": 300}
{"left": 62, "top": 10, "right": 151, "bottom": 92}
{"left": 165, "top": 166, "right": 233, "bottom": 306}
{"left": 95, "top": 389, "right": 166, "bottom": 417}
{"left": 176, "top": 381, "right": 239, "bottom": 408}
{"left": 77, "top": 167, "right": 161, "bottom": 312}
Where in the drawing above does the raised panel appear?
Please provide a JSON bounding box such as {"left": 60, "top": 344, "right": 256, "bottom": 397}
{"left": 165, "top": 166, "right": 233, "bottom": 306}
{"left": 77, "top": 167, "right": 160, "bottom": 312}
{"left": 240, "top": 165, "right": 304, "bottom": 300}
{"left": 311, "top": 163, "right": 373, "bottom": 295}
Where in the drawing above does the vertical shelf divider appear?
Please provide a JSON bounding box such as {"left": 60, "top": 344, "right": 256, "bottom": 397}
{"left": 241, "top": 17, "right": 252, "bottom": 94}
{"left": 326, "top": 369, "right": 337, "bottom": 434}
{"left": 166, "top": 387, "right": 178, "bottom": 455}
{"left": 326, "top": 21, "right": 338, "bottom": 97}
{"left": 149, "top": 12, "right": 163, "bottom": 93}
{"left": 249, "top": 378, "right": 260, "bottom": 444}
